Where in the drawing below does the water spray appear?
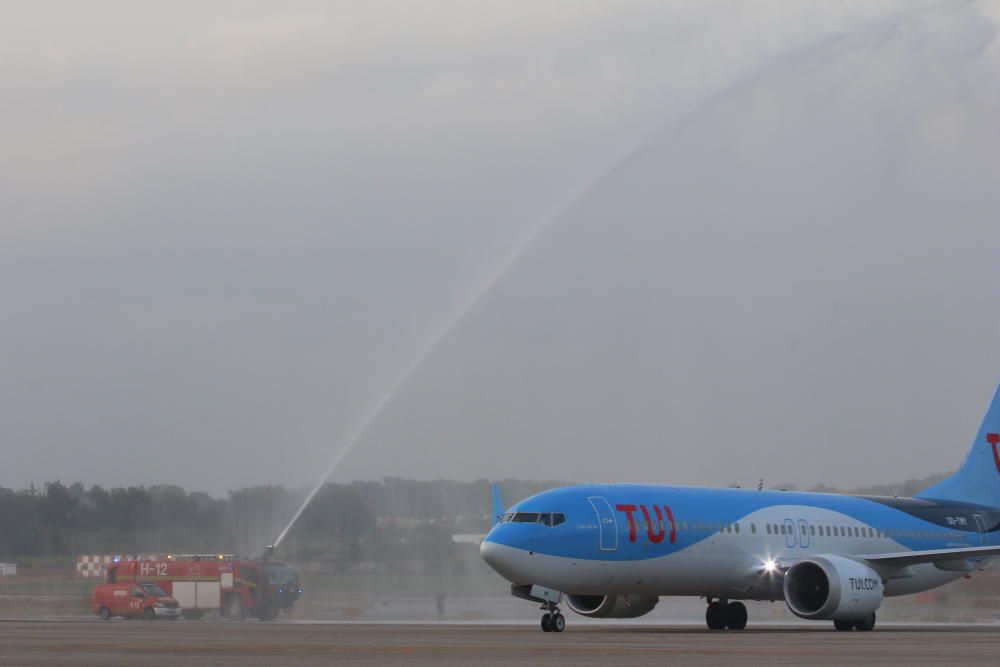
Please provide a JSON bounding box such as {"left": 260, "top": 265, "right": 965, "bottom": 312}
{"left": 270, "top": 218, "right": 556, "bottom": 550}
{"left": 267, "top": 0, "right": 937, "bottom": 555}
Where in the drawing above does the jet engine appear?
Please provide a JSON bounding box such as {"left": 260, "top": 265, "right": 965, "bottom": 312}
{"left": 783, "top": 555, "right": 883, "bottom": 621}
{"left": 566, "top": 594, "right": 659, "bottom": 618}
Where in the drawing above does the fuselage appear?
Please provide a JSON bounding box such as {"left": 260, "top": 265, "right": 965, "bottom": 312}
{"left": 480, "top": 484, "right": 1000, "bottom": 600}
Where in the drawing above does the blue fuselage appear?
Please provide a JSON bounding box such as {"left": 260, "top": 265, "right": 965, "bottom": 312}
{"left": 481, "top": 484, "right": 999, "bottom": 599}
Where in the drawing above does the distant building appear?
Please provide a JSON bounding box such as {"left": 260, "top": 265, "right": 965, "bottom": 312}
{"left": 0, "top": 563, "right": 17, "bottom": 576}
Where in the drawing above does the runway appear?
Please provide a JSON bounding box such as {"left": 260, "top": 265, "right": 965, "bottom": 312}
{"left": 1, "top": 620, "right": 999, "bottom": 665}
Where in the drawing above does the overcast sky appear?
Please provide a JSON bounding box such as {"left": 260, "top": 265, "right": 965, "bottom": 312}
{"left": 2, "top": 1, "right": 999, "bottom": 496}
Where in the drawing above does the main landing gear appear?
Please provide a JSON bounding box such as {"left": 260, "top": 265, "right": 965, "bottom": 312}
{"left": 540, "top": 601, "right": 566, "bottom": 633}
{"left": 834, "top": 612, "right": 876, "bottom": 632}
{"left": 705, "top": 598, "right": 747, "bottom": 631}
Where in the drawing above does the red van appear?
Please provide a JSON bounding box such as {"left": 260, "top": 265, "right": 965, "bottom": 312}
{"left": 92, "top": 582, "right": 182, "bottom": 620}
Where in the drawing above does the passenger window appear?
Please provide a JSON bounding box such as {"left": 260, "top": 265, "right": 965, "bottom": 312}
{"left": 809, "top": 525, "right": 815, "bottom": 536}
{"left": 766, "top": 524, "right": 771, "bottom": 535}
{"left": 780, "top": 524, "right": 786, "bottom": 535}
{"left": 735, "top": 523, "right": 740, "bottom": 534}
{"left": 750, "top": 523, "right": 756, "bottom": 534}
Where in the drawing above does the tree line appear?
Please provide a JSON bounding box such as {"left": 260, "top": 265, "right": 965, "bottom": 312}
{"left": 0, "top": 478, "right": 561, "bottom": 564}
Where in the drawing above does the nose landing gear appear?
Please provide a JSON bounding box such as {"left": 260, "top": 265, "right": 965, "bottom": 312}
{"left": 540, "top": 601, "right": 566, "bottom": 633}
{"left": 705, "top": 598, "right": 747, "bottom": 630}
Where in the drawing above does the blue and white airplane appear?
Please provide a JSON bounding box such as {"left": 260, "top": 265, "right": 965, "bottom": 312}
{"left": 481, "top": 382, "right": 1000, "bottom": 632}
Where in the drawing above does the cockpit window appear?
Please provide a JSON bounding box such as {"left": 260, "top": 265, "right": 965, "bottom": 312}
{"left": 540, "top": 513, "right": 566, "bottom": 526}
{"left": 500, "top": 512, "right": 515, "bottom": 523}
{"left": 511, "top": 512, "right": 540, "bottom": 523}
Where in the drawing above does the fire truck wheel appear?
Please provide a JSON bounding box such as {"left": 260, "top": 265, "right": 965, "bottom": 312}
{"left": 99, "top": 606, "right": 111, "bottom": 621}
{"left": 182, "top": 610, "right": 205, "bottom": 621}
{"left": 143, "top": 607, "right": 156, "bottom": 621}
{"left": 224, "top": 595, "right": 245, "bottom": 620}
{"left": 257, "top": 602, "right": 280, "bottom": 622}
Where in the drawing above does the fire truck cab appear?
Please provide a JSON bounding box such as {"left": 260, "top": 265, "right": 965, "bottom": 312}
{"left": 106, "top": 554, "right": 301, "bottom": 621}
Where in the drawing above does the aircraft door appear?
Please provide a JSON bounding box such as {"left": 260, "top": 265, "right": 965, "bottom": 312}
{"left": 973, "top": 514, "right": 988, "bottom": 546}
{"left": 784, "top": 519, "right": 796, "bottom": 548}
{"left": 588, "top": 496, "right": 618, "bottom": 551}
{"left": 798, "top": 519, "right": 810, "bottom": 548}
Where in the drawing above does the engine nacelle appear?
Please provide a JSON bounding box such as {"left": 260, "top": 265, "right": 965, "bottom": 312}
{"left": 783, "top": 555, "right": 883, "bottom": 621}
{"left": 566, "top": 594, "right": 659, "bottom": 619}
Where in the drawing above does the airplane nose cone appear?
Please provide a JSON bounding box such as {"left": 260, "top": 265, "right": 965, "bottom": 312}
{"left": 480, "top": 538, "right": 502, "bottom": 569}
{"left": 480, "top": 538, "right": 523, "bottom": 583}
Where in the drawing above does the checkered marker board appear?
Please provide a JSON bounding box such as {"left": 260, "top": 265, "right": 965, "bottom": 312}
{"left": 76, "top": 555, "right": 161, "bottom": 578}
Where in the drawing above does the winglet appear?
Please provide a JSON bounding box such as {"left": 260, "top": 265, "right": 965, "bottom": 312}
{"left": 491, "top": 482, "right": 504, "bottom": 526}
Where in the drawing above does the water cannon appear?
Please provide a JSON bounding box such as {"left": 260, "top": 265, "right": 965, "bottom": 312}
{"left": 262, "top": 544, "right": 276, "bottom": 562}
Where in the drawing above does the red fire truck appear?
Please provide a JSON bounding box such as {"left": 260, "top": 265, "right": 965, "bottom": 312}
{"left": 105, "top": 554, "right": 301, "bottom": 621}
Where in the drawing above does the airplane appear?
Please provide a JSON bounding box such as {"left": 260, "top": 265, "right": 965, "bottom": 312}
{"left": 480, "top": 380, "right": 1000, "bottom": 632}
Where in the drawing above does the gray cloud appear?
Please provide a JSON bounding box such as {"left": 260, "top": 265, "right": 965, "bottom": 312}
{"left": 1, "top": 1, "right": 996, "bottom": 494}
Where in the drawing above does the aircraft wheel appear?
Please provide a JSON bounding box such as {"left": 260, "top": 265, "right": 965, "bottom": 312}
{"left": 99, "top": 606, "right": 111, "bottom": 621}
{"left": 541, "top": 613, "right": 552, "bottom": 632}
{"left": 552, "top": 613, "right": 566, "bottom": 633}
{"left": 726, "top": 602, "right": 747, "bottom": 630}
{"left": 854, "top": 613, "right": 876, "bottom": 632}
{"left": 833, "top": 619, "right": 854, "bottom": 631}
{"left": 706, "top": 601, "right": 726, "bottom": 630}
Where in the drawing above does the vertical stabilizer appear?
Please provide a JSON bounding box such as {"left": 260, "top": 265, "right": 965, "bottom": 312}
{"left": 916, "top": 382, "right": 1000, "bottom": 507}
{"left": 491, "top": 483, "right": 505, "bottom": 527}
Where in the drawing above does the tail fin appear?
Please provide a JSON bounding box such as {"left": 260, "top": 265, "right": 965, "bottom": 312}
{"left": 491, "top": 483, "right": 504, "bottom": 527}
{"left": 916, "top": 382, "right": 1000, "bottom": 507}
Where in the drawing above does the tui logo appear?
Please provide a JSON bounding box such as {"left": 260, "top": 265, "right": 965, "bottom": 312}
{"left": 989, "top": 433, "right": 1000, "bottom": 474}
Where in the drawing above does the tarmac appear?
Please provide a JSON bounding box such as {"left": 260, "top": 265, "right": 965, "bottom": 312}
{"left": 2, "top": 619, "right": 1000, "bottom": 665}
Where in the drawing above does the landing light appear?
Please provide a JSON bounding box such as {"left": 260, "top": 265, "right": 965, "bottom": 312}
{"left": 763, "top": 558, "right": 777, "bottom": 574}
